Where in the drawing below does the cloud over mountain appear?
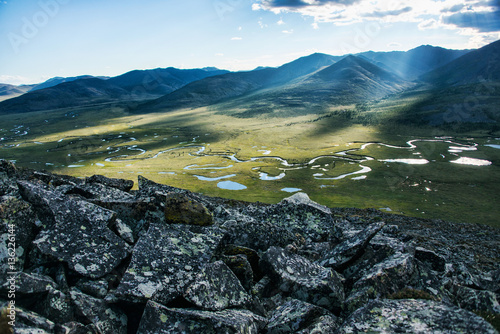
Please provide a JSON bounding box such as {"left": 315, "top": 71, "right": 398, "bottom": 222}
{"left": 443, "top": 9, "right": 500, "bottom": 32}
{"left": 253, "top": 0, "right": 500, "bottom": 39}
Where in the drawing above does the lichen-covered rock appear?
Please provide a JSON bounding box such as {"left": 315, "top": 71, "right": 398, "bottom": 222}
{"left": 0, "top": 160, "right": 17, "bottom": 177}
{"left": 0, "top": 197, "right": 37, "bottom": 276}
{"left": 246, "top": 193, "right": 336, "bottom": 244}
{"left": 222, "top": 219, "right": 298, "bottom": 252}
{"left": 164, "top": 193, "right": 213, "bottom": 226}
{"left": 34, "top": 286, "right": 74, "bottom": 324}
{"left": 81, "top": 183, "right": 136, "bottom": 205}
{"left": 1, "top": 301, "right": 55, "bottom": 334}
{"left": 414, "top": 246, "right": 446, "bottom": 272}
{"left": 319, "top": 222, "right": 385, "bottom": 270}
{"left": 86, "top": 174, "right": 134, "bottom": 192}
{"left": 70, "top": 288, "right": 127, "bottom": 334}
{"left": 266, "top": 298, "right": 337, "bottom": 334}
{"left": 341, "top": 231, "right": 406, "bottom": 285}
{"left": 222, "top": 254, "right": 254, "bottom": 291}
{"left": 345, "top": 252, "right": 415, "bottom": 313}
{"left": 75, "top": 279, "right": 109, "bottom": 299}
{"left": 260, "top": 246, "right": 344, "bottom": 312}
{"left": 137, "top": 301, "right": 266, "bottom": 334}
{"left": 185, "top": 260, "right": 251, "bottom": 311}
{"left": 18, "top": 181, "right": 130, "bottom": 278}
{"left": 337, "top": 299, "right": 499, "bottom": 333}
{"left": 280, "top": 192, "right": 331, "bottom": 215}
{"left": 223, "top": 245, "right": 262, "bottom": 280}
{"left": 1, "top": 272, "right": 56, "bottom": 296}
{"left": 296, "top": 315, "right": 339, "bottom": 334}
{"left": 0, "top": 161, "right": 19, "bottom": 197}
{"left": 116, "top": 222, "right": 224, "bottom": 303}
{"left": 58, "top": 321, "right": 93, "bottom": 334}
{"left": 451, "top": 284, "right": 500, "bottom": 314}
{"left": 113, "top": 218, "right": 135, "bottom": 244}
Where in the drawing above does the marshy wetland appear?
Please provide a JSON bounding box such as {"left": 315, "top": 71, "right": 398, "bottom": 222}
{"left": 1, "top": 104, "right": 499, "bottom": 227}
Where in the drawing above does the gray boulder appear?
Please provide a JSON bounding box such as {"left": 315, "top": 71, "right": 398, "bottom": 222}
{"left": 184, "top": 260, "right": 251, "bottom": 311}
{"left": 86, "top": 174, "right": 134, "bottom": 192}
{"left": 319, "top": 222, "right": 385, "bottom": 270}
{"left": 222, "top": 219, "right": 298, "bottom": 252}
{"left": 0, "top": 301, "right": 56, "bottom": 334}
{"left": 34, "top": 286, "right": 74, "bottom": 324}
{"left": 116, "top": 223, "right": 224, "bottom": 304}
{"left": 137, "top": 300, "right": 266, "bottom": 334}
{"left": 345, "top": 252, "right": 415, "bottom": 313}
{"left": 260, "top": 246, "right": 344, "bottom": 312}
{"left": 1, "top": 272, "right": 56, "bottom": 295}
{"left": 164, "top": 192, "right": 214, "bottom": 226}
{"left": 70, "top": 288, "right": 127, "bottom": 334}
{"left": 18, "top": 181, "right": 130, "bottom": 278}
{"left": 451, "top": 284, "right": 500, "bottom": 314}
{"left": 266, "top": 298, "right": 338, "bottom": 333}
{"left": 0, "top": 197, "right": 37, "bottom": 276}
{"left": 246, "top": 193, "right": 336, "bottom": 244}
{"left": 222, "top": 254, "right": 255, "bottom": 291}
{"left": 414, "top": 246, "right": 446, "bottom": 272}
{"left": 337, "top": 298, "right": 498, "bottom": 333}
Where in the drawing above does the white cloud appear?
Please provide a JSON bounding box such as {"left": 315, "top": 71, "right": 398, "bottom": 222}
{"left": 215, "top": 53, "right": 224, "bottom": 56}
{"left": 463, "top": 31, "right": 500, "bottom": 48}
{"left": 258, "top": 19, "right": 268, "bottom": 28}
{"left": 282, "top": 29, "right": 294, "bottom": 34}
{"left": 312, "top": 22, "right": 319, "bottom": 29}
{"left": 418, "top": 18, "right": 439, "bottom": 30}
{"left": 277, "top": 18, "right": 285, "bottom": 25}
{"left": 0, "top": 75, "right": 34, "bottom": 85}
{"left": 387, "top": 42, "right": 402, "bottom": 48}
{"left": 253, "top": 0, "right": 500, "bottom": 32}
{"left": 231, "top": 37, "right": 243, "bottom": 40}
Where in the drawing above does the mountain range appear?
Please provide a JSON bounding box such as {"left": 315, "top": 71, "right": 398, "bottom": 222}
{"left": 0, "top": 40, "right": 499, "bottom": 126}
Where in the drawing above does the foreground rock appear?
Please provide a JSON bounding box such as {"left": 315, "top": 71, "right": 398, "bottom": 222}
{"left": 0, "top": 161, "right": 498, "bottom": 334}
{"left": 260, "top": 246, "right": 345, "bottom": 313}
{"left": 137, "top": 301, "right": 266, "bottom": 334}
{"left": 338, "top": 299, "right": 498, "bottom": 333}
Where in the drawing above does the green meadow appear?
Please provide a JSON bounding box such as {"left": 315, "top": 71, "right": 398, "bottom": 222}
{"left": 1, "top": 97, "right": 499, "bottom": 227}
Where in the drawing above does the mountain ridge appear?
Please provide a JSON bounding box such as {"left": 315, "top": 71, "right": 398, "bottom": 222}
{"left": 1, "top": 41, "right": 497, "bottom": 118}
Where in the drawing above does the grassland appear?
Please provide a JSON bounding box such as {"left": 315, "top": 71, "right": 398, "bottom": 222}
{"left": 1, "top": 94, "right": 499, "bottom": 227}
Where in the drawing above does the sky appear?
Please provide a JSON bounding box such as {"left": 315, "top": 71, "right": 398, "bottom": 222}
{"left": 1, "top": 0, "right": 499, "bottom": 85}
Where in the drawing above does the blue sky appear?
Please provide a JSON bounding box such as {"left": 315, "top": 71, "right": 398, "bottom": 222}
{"left": 1, "top": 0, "right": 499, "bottom": 85}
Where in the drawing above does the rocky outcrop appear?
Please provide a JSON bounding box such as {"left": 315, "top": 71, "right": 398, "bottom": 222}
{"left": 0, "top": 160, "right": 498, "bottom": 333}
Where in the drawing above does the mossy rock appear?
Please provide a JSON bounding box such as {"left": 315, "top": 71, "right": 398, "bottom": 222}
{"left": 164, "top": 193, "right": 214, "bottom": 226}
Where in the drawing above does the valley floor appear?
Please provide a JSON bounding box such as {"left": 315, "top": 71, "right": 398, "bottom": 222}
{"left": 0, "top": 103, "right": 499, "bottom": 227}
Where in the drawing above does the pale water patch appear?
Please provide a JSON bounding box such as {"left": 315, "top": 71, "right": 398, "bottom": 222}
{"left": 380, "top": 159, "right": 430, "bottom": 165}
{"left": 259, "top": 172, "right": 286, "bottom": 181}
{"left": 184, "top": 164, "right": 233, "bottom": 170}
{"left": 352, "top": 175, "right": 367, "bottom": 180}
{"left": 314, "top": 165, "right": 372, "bottom": 180}
{"left": 217, "top": 181, "right": 247, "bottom": 190}
{"left": 95, "top": 163, "right": 105, "bottom": 167}
{"left": 450, "top": 157, "right": 492, "bottom": 166}
{"left": 448, "top": 146, "right": 477, "bottom": 153}
{"left": 485, "top": 144, "right": 500, "bottom": 149}
{"left": 68, "top": 165, "right": 85, "bottom": 168}
{"left": 194, "top": 174, "right": 236, "bottom": 181}
{"left": 281, "top": 188, "right": 302, "bottom": 193}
